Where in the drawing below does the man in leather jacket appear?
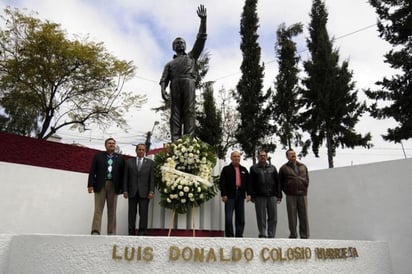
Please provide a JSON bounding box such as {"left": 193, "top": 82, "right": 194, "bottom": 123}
{"left": 279, "top": 148, "right": 309, "bottom": 238}
{"left": 249, "top": 150, "right": 282, "bottom": 238}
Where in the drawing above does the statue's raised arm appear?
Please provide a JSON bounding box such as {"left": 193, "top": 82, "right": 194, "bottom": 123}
{"left": 197, "top": 4, "right": 207, "bottom": 20}
{"left": 191, "top": 5, "right": 207, "bottom": 59}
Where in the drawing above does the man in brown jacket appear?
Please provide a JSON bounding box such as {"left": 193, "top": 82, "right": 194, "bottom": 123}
{"left": 279, "top": 149, "right": 309, "bottom": 238}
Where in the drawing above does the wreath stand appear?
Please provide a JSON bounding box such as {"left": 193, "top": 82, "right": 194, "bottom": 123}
{"left": 167, "top": 206, "right": 196, "bottom": 237}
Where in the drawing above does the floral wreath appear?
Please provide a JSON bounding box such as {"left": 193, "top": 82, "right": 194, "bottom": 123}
{"left": 154, "top": 135, "right": 219, "bottom": 214}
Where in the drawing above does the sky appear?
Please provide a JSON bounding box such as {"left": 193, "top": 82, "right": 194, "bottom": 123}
{"left": 1, "top": 0, "right": 411, "bottom": 170}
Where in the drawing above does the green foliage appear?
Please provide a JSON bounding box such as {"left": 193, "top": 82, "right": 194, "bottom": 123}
{"left": 365, "top": 0, "right": 412, "bottom": 142}
{"left": 196, "top": 82, "right": 225, "bottom": 159}
{"left": 0, "top": 7, "right": 146, "bottom": 139}
{"left": 271, "top": 22, "right": 304, "bottom": 150}
{"left": 301, "top": 0, "right": 371, "bottom": 168}
{"left": 195, "top": 51, "right": 210, "bottom": 90}
{"left": 235, "top": 0, "right": 274, "bottom": 162}
{"left": 0, "top": 88, "right": 40, "bottom": 135}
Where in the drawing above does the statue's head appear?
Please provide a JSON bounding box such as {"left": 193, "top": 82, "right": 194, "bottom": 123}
{"left": 172, "top": 37, "right": 186, "bottom": 52}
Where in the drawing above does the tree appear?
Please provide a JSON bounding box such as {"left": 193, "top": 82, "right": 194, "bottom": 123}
{"left": 365, "top": 0, "right": 412, "bottom": 142}
{"left": 300, "top": 0, "right": 371, "bottom": 168}
{"left": 196, "top": 82, "right": 224, "bottom": 158}
{"left": 235, "top": 0, "right": 274, "bottom": 163}
{"left": 217, "top": 86, "right": 240, "bottom": 160}
{"left": 0, "top": 88, "right": 40, "bottom": 135}
{"left": 0, "top": 7, "right": 146, "bottom": 139}
{"left": 271, "top": 22, "right": 303, "bottom": 150}
{"left": 195, "top": 51, "right": 210, "bottom": 90}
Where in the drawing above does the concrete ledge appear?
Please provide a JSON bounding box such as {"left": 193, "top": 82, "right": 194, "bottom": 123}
{"left": 140, "top": 229, "right": 224, "bottom": 237}
{"left": 0, "top": 234, "right": 13, "bottom": 272}
{"left": 1, "top": 234, "right": 392, "bottom": 273}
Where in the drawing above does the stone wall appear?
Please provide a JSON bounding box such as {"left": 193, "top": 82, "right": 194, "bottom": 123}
{"left": 0, "top": 234, "right": 392, "bottom": 273}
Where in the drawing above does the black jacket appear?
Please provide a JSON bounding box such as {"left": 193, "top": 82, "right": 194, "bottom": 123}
{"left": 87, "top": 152, "right": 125, "bottom": 194}
{"left": 219, "top": 163, "right": 250, "bottom": 199}
{"left": 249, "top": 163, "right": 282, "bottom": 199}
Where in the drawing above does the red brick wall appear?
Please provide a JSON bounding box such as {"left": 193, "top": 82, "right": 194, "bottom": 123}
{"left": 0, "top": 132, "right": 167, "bottom": 174}
{"left": 0, "top": 132, "right": 111, "bottom": 173}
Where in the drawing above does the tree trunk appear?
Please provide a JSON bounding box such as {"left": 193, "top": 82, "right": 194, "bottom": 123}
{"left": 326, "top": 134, "right": 334, "bottom": 168}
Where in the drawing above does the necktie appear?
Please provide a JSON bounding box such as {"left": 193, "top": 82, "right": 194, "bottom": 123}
{"left": 107, "top": 155, "right": 114, "bottom": 179}
{"left": 138, "top": 158, "right": 142, "bottom": 171}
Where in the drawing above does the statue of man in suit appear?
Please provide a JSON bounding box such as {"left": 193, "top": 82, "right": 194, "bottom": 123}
{"left": 123, "top": 144, "right": 155, "bottom": 236}
{"left": 159, "top": 5, "right": 207, "bottom": 142}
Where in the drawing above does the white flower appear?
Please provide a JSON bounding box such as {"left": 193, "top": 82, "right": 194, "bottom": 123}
{"left": 156, "top": 136, "right": 217, "bottom": 212}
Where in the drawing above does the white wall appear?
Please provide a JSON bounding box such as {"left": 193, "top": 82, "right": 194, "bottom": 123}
{"left": 307, "top": 159, "right": 412, "bottom": 274}
{"left": 0, "top": 161, "right": 223, "bottom": 235}
{"left": 0, "top": 162, "right": 104, "bottom": 235}
{"left": 1, "top": 158, "right": 412, "bottom": 273}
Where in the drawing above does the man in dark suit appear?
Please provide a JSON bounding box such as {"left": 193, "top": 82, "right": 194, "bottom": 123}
{"left": 88, "top": 138, "right": 125, "bottom": 235}
{"left": 123, "top": 143, "right": 155, "bottom": 236}
{"left": 219, "top": 150, "right": 250, "bottom": 237}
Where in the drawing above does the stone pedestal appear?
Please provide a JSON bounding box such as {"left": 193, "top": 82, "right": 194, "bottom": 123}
{"left": 1, "top": 234, "right": 392, "bottom": 273}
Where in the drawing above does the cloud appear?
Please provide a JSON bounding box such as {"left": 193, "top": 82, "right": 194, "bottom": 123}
{"left": 1, "top": 0, "right": 410, "bottom": 168}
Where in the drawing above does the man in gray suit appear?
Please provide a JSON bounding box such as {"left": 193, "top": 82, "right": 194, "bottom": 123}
{"left": 123, "top": 144, "right": 155, "bottom": 236}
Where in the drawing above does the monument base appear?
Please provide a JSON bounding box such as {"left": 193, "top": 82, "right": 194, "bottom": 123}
{"left": 1, "top": 234, "right": 392, "bottom": 273}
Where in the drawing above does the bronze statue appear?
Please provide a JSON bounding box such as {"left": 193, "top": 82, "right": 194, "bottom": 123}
{"left": 159, "top": 5, "right": 207, "bottom": 142}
